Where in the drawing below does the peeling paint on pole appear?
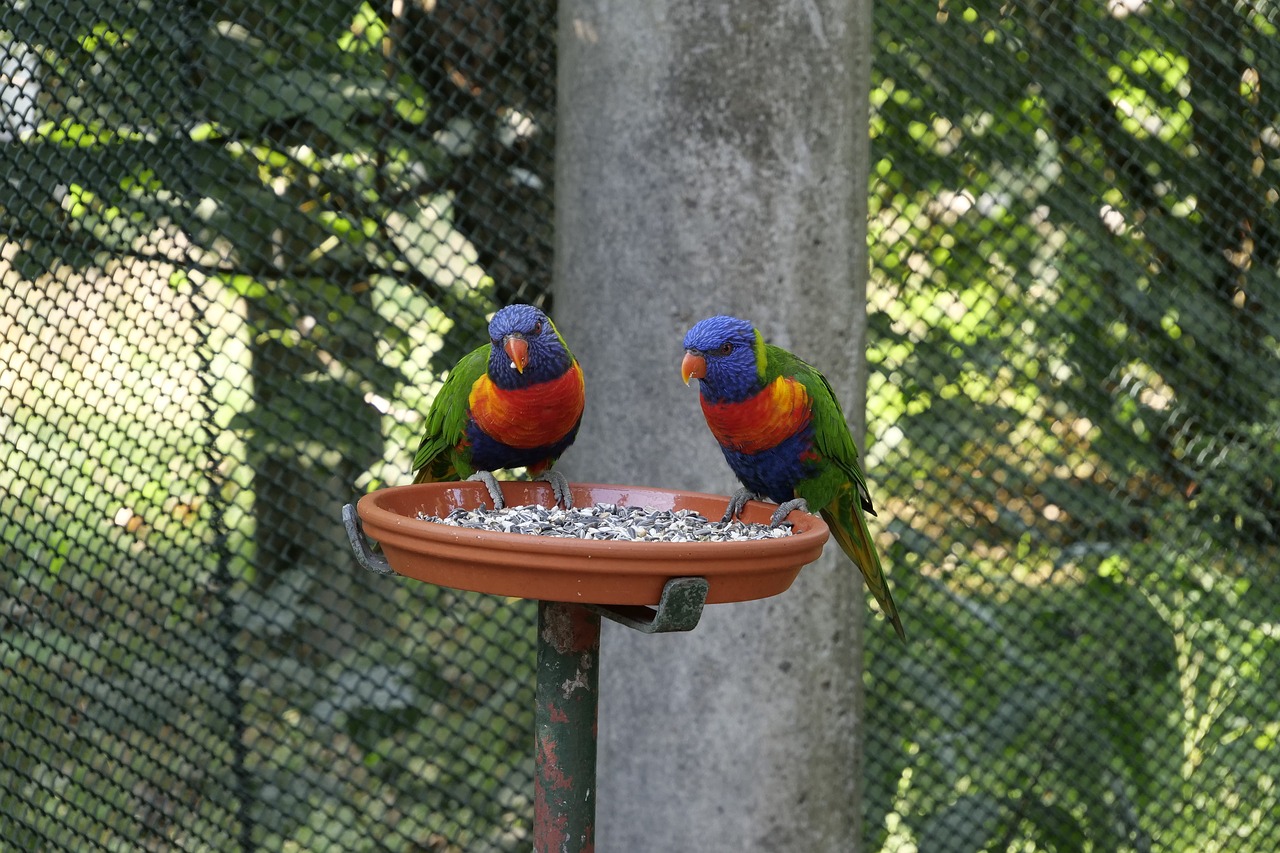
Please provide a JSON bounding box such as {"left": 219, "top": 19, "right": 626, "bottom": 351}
{"left": 534, "top": 601, "right": 600, "bottom": 853}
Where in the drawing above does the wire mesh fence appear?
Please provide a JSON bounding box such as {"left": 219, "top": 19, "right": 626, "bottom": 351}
{"left": 2, "top": 1, "right": 553, "bottom": 849}
{"left": 1, "top": 1, "right": 1276, "bottom": 852}
{"left": 864, "top": 2, "right": 1279, "bottom": 850}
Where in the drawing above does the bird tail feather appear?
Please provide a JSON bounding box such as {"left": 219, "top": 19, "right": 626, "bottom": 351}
{"left": 821, "top": 487, "right": 906, "bottom": 642}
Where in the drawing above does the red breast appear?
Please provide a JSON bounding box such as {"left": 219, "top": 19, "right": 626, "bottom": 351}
{"left": 469, "top": 363, "right": 585, "bottom": 448}
{"left": 700, "top": 376, "right": 811, "bottom": 454}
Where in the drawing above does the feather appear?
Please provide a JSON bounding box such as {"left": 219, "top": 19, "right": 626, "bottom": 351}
{"left": 683, "top": 315, "right": 905, "bottom": 640}
{"left": 412, "top": 305, "right": 583, "bottom": 486}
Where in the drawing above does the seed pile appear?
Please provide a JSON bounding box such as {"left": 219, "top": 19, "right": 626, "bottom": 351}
{"left": 418, "top": 503, "right": 793, "bottom": 543}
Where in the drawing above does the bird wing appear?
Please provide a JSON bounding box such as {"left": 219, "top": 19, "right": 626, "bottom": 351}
{"left": 765, "top": 345, "right": 875, "bottom": 515}
{"left": 412, "top": 343, "right": 490, "bottom": 482}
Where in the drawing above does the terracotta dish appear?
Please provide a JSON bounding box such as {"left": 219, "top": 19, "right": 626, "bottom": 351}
{"left": 356, "top": 482, "right": 830, "bottom": 605}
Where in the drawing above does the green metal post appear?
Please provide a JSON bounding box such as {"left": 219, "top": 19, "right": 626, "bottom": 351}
{"left": 534, "top": 601, "right": 600, "bottom": 852}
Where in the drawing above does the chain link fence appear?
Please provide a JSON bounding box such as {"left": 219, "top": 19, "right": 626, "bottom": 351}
{"left": 865, "top": 2, "right": 1279, "bottom": 850}
{"left": 2, "top": 1, "right": 1276, "bottom": 852}
{"left": 2, "top": 1, "right": 553, "bottom": 849}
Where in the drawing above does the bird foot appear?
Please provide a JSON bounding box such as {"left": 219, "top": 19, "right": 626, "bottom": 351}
{"left": 769, "top": 498, "right": 809, "bottom": 528}
{"left": 536, "top": 469, "right": 574, "bottom": 509}
{"left": 466, "top": 471, "right": 505, "bottom": 509}
{"left": 722, "top": 488, "right": 765, "bottom": 523}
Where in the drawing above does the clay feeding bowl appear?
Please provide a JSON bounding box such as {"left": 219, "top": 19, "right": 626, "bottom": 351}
{"left": 356, "top": 482, "right": 830, "bottom": 605}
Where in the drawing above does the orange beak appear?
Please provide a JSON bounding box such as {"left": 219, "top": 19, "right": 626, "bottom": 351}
{"left": 503, "top": 335, "right": 529, "bottom": 373}
{"left": 681, "top": 351, "right": 706, "bottom": 385}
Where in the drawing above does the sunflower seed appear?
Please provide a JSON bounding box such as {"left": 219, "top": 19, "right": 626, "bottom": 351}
{"left": 416, "top": 503, "right": 792, "bottom": 542}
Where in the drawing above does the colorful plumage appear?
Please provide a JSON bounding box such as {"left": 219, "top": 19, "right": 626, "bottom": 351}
{"left": 682, "top": 315, "right": 904, "bottom": 640}
{"left": 413, "top": 304, "right": 584, "bottom": 508}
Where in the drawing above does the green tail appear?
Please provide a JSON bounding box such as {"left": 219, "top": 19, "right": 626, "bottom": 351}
{"left": 821, "top": 486, "right": 906, "bottom": 642}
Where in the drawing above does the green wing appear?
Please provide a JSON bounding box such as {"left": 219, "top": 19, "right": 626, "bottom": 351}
{"left": 764, "top": 343, "right": 906, "bottom": 641}
{"left": 412, "top": 344, "right": 489, "bottom": 483}
{"left": 761, "top": 344, "right": 871, "bottom": 511}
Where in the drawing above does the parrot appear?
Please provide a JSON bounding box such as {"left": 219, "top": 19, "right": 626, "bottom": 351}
{"left": 412, "top": 303, "right": 584, "bottom": 509}
{"left": 681, "top": 314, "right": 905, "bottom": 640}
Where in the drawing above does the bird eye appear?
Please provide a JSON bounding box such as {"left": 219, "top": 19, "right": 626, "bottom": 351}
{"left": 533, "top": 320, "right": 544, "bottom": 335}
{"left": 717, "top": 343, "right": 734, "bottom": 355}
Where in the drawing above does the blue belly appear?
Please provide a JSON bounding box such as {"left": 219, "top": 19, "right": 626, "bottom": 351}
{"left": 466, "top": 419, "right": 579, "bottom": 472}
{"left": 719, "top": 426, "right": 816, "bottom": 504}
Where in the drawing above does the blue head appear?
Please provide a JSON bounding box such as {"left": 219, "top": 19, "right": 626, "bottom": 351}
{"left": 487, "top": 304, "right": 573, "bottom": 388}
{"left": 681, "top": 315, "right": 762, "bottom": 404}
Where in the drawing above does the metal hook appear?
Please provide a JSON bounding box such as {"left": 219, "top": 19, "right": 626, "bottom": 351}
{"left": 588, "top": 576, "right": 709, "bottom": 634}
{"left": 342, "top": 503, "right": 394, "bottom": 575}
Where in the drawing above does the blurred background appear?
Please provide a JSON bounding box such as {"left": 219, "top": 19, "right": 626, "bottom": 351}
{"left": 1, "top": 1, "right": 1276, "bottom": 850}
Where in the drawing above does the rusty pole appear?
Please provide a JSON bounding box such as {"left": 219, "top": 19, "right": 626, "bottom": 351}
{"left": 534, "top": 601, "right": 600, "bottom": 852}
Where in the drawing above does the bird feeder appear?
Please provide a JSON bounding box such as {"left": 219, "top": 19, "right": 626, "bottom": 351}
{"left": 343, "top": 481, "right": 829, "bottom": 852}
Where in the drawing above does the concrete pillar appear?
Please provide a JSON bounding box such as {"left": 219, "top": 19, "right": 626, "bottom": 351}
{"left": 554, "top": 1, "right": 870, "bottom": 850}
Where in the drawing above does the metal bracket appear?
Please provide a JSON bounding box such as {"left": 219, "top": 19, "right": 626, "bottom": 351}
{"left": 588, "top": 576, "right": 709, "bottom": 634}
{"left": 342, "top": 503, "right": 394, "bottom": 575}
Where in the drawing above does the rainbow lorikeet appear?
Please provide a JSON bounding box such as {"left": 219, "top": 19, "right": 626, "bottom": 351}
{"left": 681, "top": 315, "right": 905, "bottom": 640}
{"left": 412, "top": 304, "right": 585, "bottom": 508}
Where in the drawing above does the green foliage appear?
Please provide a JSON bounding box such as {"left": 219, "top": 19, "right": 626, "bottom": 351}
{"left": 866, "top": 1, "right": 1280, "bottom": 849}
{"left": 3, "top": 0, "right": 552, "bottom": 848}
{"left": 6, "top": 1, "right": 1277, "bottom": 850}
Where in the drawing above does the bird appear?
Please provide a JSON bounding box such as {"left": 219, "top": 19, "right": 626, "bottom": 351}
{"left": 681, "top": 314, "right": 905, "bottom": 640}
{"left": 412, "top": 304, "right": 584, "bottom": 509}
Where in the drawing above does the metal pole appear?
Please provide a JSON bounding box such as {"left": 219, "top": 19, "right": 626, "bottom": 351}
{"left": 534, "top": 601, "right": 600, "bottom": 852}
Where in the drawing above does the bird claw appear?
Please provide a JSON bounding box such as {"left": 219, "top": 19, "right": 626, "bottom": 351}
{"left": 466, "top": 471, "right": 506, "bottom": 509}
{"left": 769, "top": 498, "right": 809, "bottom": 528}
{"left": 721, "top": 488, "right": 764, "bottom": 523}
{"left": 536, "top": 469, "right": 574, "bottom": 509}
